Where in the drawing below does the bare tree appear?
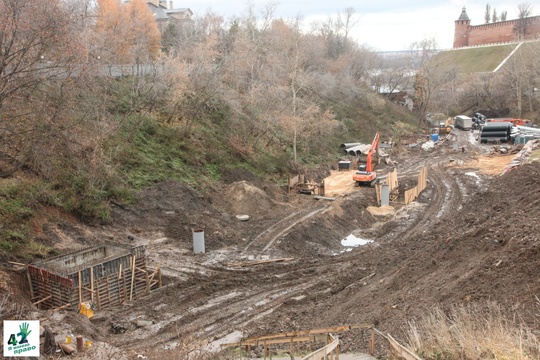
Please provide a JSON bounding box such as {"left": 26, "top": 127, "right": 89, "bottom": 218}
{"left": 410, "top": 38, "right": 439, "bottom": 126}
{"left": 501, "top": 10, "right": 508, "bottom": 21}
{"left": 0, "top": 0, "right": 82, "bottom": 110}
{"left": 514, "top": 3, "right": 534, "bottom": 40}
{"left": 485, "top": 3, "right": 492, "bottom": 23}
{"left": 311, "top": 8, "right": 358, "bottom": 59}
{"left": 0, "top": 0, "right": 85, "bottom": 175}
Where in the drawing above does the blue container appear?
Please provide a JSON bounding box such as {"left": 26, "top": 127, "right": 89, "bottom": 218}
{"left": 431, "top": 133, "right": 439, "bottom": 142}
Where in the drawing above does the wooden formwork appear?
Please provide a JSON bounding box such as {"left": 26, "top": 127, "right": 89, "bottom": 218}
{"left": 28, "top": 244, "right": 161, "bottom": 311}
{"left": 404, "top": 165, "right": 428, "bottom": 205}
{"left": 376, "top": 167, "right": 399, "bottom": 205}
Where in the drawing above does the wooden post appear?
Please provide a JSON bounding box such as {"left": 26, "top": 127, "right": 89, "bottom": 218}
{"left": 158, "top": 266, "right": 162, "bottom": 288}
{"left": 76, "top": 335, "right": 84, "bottom": 352}
{"left": 129, "top": 255, "right": 136, "bottom": 301}
{"left": 145, "top": 268, "right": 150, "bottom": 293}
{"left": 370, "top": 328, "right": 375, "bottom": 355}
{"left": 78, "top": 271, "right": 82, "bottom": 304}
{"left": 26, "top": 271, "right": 34, "bottom": 301}
{"left": 106, "top": 276, "right": 111, "bottom": 306}
{"left": 95, "top": 283, "right": 101, "bottom": 311}
{"left": 90, "top": 267, "right": 94, "bottom": 301}
{"left": 264, "top": 341, "right": 267, "bottom": 360}
{"left": 289, "top": 338, "right": 293, "bottom": 359}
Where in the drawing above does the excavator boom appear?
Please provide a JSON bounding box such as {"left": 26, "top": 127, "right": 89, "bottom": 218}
{"left": 353, "top": 132, "right": 379, "bottom": 186}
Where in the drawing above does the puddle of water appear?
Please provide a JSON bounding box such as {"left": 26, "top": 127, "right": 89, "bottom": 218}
{"left": 341, "top": 234, "right": 373, "bottom": 247}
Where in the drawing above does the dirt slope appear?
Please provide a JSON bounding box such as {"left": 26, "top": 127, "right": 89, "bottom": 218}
{"left": 3, "top": 132, "right": 540, "bottom": 359}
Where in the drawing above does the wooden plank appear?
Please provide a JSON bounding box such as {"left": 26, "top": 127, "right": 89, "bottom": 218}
{"left": 225, "top": 258, "right": 294, "bottom": 267}
{"left": 9, "top": 261, "right": 26, "bottom": 266}
{"left": 129, "top": 255, "right": 136, "bottom": 301}
{"left": 33, "top": 295, "right": 52, "bottom": 306}
{"left": 52, "top": 303, "right": 72, "bottom": 311}
{"left": 106, "top": 276, "right": 111, "bottom": 306}
{"left": 239, "top": 325, "right": 371, "bottom": 343}
{"left": 90, "top": 266, "right": 94, "bottom": 301}
{"left": 78, "top": 271, "right": 82, "bottom": 304}
{"left": 95, "top": 282, "right": 101, "bottom": 311}
{"left": 299, "top": 337, "right": 339, "bottom": 360}
{"left": 387, "top": 334, "right": 422, "bottom": 360}
{"left": 221, "top": 336, "right": 312, "bottom": 347}
{"left": 26, "top": 271, "right": 35, "bottom": 301}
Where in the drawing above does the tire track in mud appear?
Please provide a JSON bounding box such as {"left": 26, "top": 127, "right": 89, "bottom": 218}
{"left": 398, "top": 162, "right": 462, "bottom": 242}
{"left": 114, "top": 259, "right": 351, "bottom": 351}
{"left": 140, "top": 157, "right": 461, "bottom": 349}
{"left": 242, "top": 201, "right": 330, "bottom": 256}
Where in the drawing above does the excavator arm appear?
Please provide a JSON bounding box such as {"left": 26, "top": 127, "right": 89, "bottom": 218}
{"left": 353, "top": 132, "right": 379, "bottom": 186}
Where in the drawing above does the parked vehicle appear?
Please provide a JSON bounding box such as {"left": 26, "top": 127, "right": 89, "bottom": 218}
{"left": 454, "top": 115, "right": 473, "bottom": 130}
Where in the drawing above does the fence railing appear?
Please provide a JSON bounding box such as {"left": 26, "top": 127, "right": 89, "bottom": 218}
{"left": 300, "top": 334, "right": 339, "bottom": 360}
{"left": 220, "top": 324, "right": 423, "bottom": 359}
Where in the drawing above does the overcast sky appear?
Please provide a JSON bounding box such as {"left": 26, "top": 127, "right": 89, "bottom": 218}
{"left": 173, "top": 1, "right": 536, "bottom": 51}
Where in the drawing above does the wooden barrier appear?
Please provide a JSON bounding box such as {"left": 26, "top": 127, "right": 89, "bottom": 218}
{"left": 221, "top": 324, "right": 423, "bottom": 360}
{"left": 300, "top": 334, "right": 339, "bottom": 360}
{"left": 288, "top": 174, "right": 301, "bottom": 193}
{"left": 388, "top": 335, "right": 423, "bottom": 360}
{"left": 404, "top": 166, "right": 428, "bottom": 205}
{"left": 376, "top": 167, "right": 399, "bottom": 205}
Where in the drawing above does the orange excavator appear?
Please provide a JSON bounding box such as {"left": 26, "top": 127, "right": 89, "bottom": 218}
{"left": 353, "top": 132, "right": 379, "bottom": 187}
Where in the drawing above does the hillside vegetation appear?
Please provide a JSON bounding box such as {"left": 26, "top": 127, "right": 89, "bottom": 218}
{"left": 0, "top": 1, "right": 416, "bottom": 259}
{"left": 435, "top": 44, "right": 515, "bottom": 74}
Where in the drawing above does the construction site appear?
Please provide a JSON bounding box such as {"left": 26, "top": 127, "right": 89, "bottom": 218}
{"left": 26, "top": 244, "right": 161, "bottom": 312}
{"left": 2, "top": 125, "right": 540, "bottom": 359}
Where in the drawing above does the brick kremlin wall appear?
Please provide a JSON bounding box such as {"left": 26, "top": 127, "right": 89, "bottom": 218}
{"left": 465, "top": 16, "right": 540, "bottom": 47}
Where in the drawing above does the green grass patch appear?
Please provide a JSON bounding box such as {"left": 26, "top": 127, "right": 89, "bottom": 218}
{"left": 113, "top": 116, "right": 211, "bottom": 189}
{"left": 435, "top": 44, "right": 516, "bottom": 74}
{"left": 0, "top": 180, "right": 56, "bottom": 259}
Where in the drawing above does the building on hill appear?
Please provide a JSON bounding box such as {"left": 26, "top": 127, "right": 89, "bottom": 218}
{"left": 146, "top": 0, "right": 193, "bottom": 32}
{"left": 453, "top": 7, "right": 540, "bottom": 48}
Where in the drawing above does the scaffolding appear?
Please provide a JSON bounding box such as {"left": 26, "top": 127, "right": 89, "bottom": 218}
{"left": 27, "top": 243, "right": 161, "bottom": 311}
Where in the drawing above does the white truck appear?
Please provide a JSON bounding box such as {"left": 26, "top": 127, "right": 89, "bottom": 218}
{"left": 454, "top": 115, "right": 473, "bottom": 131}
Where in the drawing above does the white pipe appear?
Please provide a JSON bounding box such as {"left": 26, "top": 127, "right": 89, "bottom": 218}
{"left": 516, "top": 125, "right": 540, "bottom": 134}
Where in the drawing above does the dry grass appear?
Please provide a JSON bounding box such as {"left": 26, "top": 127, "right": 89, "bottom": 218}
{"left": 435, "top": 44, "right": 515, "bottom": 74}
{"left": 406, "top": 302, "right": 540, "bottom": 360}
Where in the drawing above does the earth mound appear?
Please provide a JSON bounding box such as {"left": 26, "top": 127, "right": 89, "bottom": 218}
{"left": 224, "top": 180, "right": 286, "bottom": 216}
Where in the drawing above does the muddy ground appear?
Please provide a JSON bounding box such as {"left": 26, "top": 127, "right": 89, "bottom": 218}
{"left": 2, "top": 130, "right": 540, "bottom": 359}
